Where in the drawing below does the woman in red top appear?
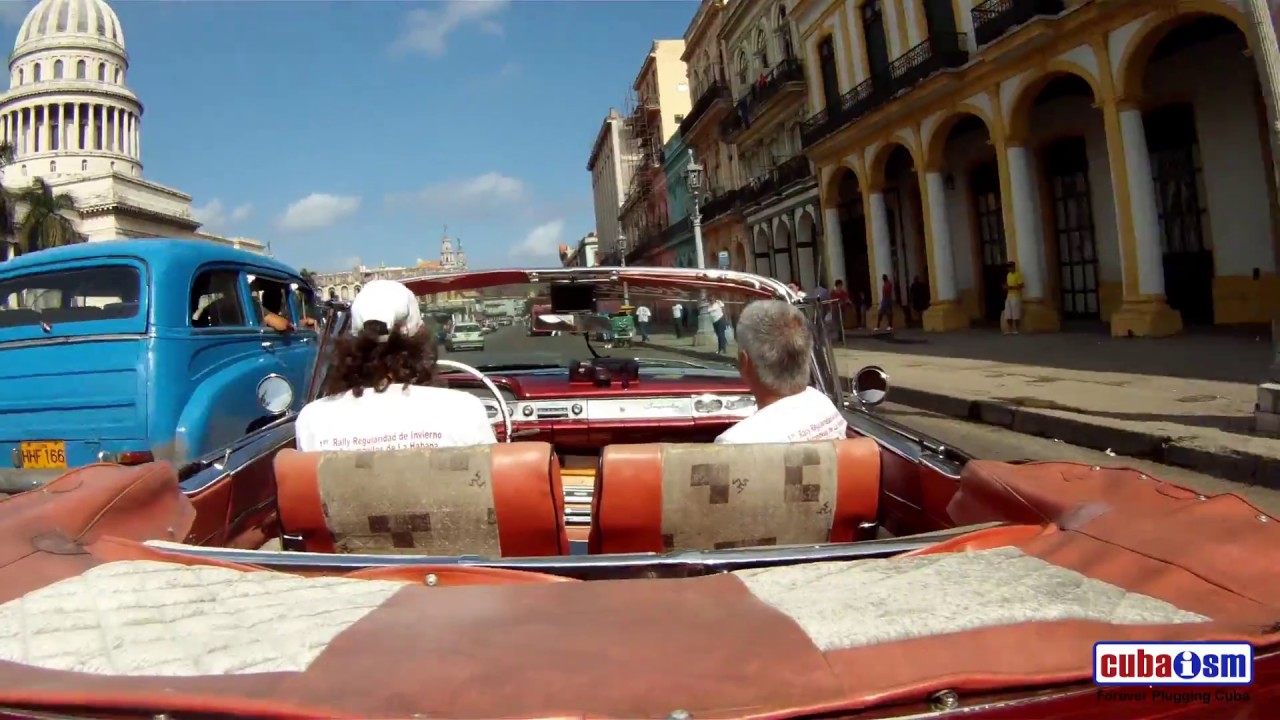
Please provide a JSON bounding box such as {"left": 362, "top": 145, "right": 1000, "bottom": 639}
{"left": 875, "top": 274, "right": 894, "bottom": 331}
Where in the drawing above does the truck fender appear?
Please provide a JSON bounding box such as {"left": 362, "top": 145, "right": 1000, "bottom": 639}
{"left": 174, "top": 357, "right": 282, "bottom": 464}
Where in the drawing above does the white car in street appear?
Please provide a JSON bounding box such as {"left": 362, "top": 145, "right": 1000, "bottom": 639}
{"left": 446, "top": 322, "right": 485, "bottom": 352}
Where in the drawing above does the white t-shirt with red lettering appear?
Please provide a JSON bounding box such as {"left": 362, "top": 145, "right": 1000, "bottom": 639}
{"left": 295, "top": 385, "right": 498, "bottom": 452}
{"left": 714, "top": 387, "right": 848, "bottom": 444}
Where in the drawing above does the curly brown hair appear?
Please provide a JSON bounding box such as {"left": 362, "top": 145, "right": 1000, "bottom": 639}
{"left": 322, "top": 320, "right": 439, "bottom": 397}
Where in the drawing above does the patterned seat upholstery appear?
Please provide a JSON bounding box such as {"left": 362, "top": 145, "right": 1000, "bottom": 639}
{"left": 588, "top": 439, "right": 881, "bottom": 554}
{"left": 274, "top": 442, "right": 569, "bottom": 557}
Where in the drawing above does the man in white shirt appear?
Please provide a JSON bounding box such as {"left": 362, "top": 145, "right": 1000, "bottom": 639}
{"left": 295, "top": 280, "right": 497, "bottom": 452}
{"left": 706, "top": 297, "right": 728, "bottom": 354}
{"left": 671, "top": 302, "right": 684, "bottom": 339}
{"left": 716, "top": 299, "right": 848, "bottom": 444}
{"left": 635, "top": 304, "right": 651, "bottom": 341}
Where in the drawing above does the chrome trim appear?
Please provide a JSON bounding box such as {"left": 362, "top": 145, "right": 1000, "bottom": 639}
{"left": 0, "top": 332, "right": 146, "bottom": 350}
{"left": 178, "top": 417, "right": 296, "bottom": 494}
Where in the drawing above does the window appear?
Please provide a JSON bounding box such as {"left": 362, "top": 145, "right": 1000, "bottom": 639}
{"left": 113, "top": 68, "right": 121, "bottom": 84}
{"left": 96, "top": 63, "right": 105, "bottom": 82}
{"left": 75, "top": 60, "right": 85, "bottom": 79}
{"left": 0, "top": 266, "right": 142, "bottom": 329}
{"left": 247, "top": 274, "right": 293, "bottom": 325}
{"left": 16, "top": 68, "right": 22, "bottom": 85}
{"left": 776, "top": 5, "right": 794, "bottom": 59}
{"left": 32, "top": 63, "right": 41, "bottom": 82}
{"left": 735, "top": 50, "right": 749, "bottom": 87}
{"left": 53, "top": 60, "right": 63, "bottom": 79}
{"left": 755, "top": 28, "right": 770, "bottom": 70}
{"left": 190, "top": 270, "right": 247, "bottom": 328}
{"left": 293, "top": 283, "right": 320, "bottom": 327}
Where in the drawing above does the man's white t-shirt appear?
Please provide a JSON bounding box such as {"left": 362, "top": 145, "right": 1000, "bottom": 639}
{"left": 715, "top": 387, "right": 848, "bottom": 444}
{"left": 708, "top": 300, "right": 725, "bottom": 323}
{"left": 295, "top": 385, "right": 498, "bottom": 452}
{"left": 636, "top": 306, "right": 651, "bottom": 322}
{"left": 672, "top": 304, "right": 683, "bottom": 318}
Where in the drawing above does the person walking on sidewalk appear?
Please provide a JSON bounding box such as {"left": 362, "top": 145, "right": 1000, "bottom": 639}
{"left": 671, "top": 302, "right": 684, "bottom": 339}
{"left": 635, "top": 303, "right": 651, "bottom": 341}
{"left": 875, "top": 274, "right": 894, "bottom": 331}
{"left": 708, "top": 296, "right": 728, "bottom": 354}
{"left": 1003, "top": 261, "right": 1024, "bottom": 335}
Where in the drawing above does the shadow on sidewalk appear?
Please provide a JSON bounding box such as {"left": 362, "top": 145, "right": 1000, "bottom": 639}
{"left": 835, "top": 324, "right": 1271, "bottom": 384}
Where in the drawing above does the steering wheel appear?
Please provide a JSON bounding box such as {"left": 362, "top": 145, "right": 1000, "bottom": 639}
{"left": 435, "top": 359, "right": 514, "bottom": 443}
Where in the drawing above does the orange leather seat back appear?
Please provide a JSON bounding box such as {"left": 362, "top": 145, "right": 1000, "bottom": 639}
{"left": 589, "top": 438, "right": 880, "bottom": 554}
{"left": 275, "top": 442, "right": 569, "bottom": 557}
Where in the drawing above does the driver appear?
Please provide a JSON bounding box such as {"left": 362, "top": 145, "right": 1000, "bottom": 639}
{"left": 715, "top": 300, "right": 848, "bottom": 444}
{"left": 295, "top": 280, "right": 497, "bottom": 452}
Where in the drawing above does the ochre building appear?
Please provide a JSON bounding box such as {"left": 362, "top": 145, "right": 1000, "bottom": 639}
{"left": 791, "top": 0, "right": 1278, "bottom": 335}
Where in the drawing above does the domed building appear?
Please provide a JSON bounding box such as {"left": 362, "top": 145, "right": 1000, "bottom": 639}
{"left": 312, "top": 229, "right": 469, "bottom": 302}
{"left": 0, "top": 0, "right": 263, "bottom": 251}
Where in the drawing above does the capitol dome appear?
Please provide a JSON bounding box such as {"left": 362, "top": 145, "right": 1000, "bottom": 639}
{"left": 15, "top": 0, "right": 125, "bottom": 52}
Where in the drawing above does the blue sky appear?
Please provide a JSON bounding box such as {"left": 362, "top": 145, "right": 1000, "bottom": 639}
{"left": 0, "top": 0, "right": 698, "bottom": 271}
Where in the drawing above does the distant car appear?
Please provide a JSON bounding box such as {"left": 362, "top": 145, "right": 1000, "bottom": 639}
{"left": 0, "top": 239, "right": 316, "bottom": 493}
{"left": 446, "top": 322, "right": 485, "bottom": 352}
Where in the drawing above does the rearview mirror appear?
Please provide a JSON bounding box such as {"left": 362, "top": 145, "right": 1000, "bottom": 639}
{"left": 257, "top": 374, "right": 295, "bottom": 415}
{"left": 531, "top": 312, "right": 613, "bottom": 335}
{"left": 853, "top": 365, "right": 889, "bottom": 407}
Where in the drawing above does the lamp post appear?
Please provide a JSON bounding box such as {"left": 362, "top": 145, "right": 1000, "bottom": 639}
{"left": 686, "top": 149, "right": 714, "bottom": 346}
{"left": 617, "top": 232, "right": 630, "bottom": 307}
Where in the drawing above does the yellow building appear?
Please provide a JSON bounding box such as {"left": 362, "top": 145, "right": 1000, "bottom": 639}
{"left": 792, "top": 0, "right": 1279, "bottom": 335}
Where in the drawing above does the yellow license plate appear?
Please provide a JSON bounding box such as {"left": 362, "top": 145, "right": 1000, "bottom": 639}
{"left": 20, "top": 441, "right": 66, "bottom": 470}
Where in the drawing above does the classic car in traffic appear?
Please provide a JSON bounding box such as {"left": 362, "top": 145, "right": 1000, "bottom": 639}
{"left": 445, "top": 321, "right": 486, "bottom": 352}
{"left": 0, "top": 266, "right": 1273, "bottom": 719}
{"left": 0, "top": 239, "right": 317, "bottom": 494}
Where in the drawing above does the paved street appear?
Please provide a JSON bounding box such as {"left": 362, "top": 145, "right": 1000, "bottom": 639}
{"left": 440, "top": 324, "right": 1280, "bottom": 516}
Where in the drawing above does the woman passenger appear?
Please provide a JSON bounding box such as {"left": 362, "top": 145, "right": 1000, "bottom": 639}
{"left": 294, "top": 280, "right": 497, "bottom": 452}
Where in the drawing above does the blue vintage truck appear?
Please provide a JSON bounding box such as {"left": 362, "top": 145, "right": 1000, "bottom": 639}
{"left": 0, "top": 239, "right": 318, "bottom": 492}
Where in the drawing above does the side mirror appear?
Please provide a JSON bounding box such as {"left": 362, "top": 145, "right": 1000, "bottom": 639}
{"left": 257, "top": 374, "right": 295, "bottom": 415}
{"left": 853, "top": 365, "right": 889, "bottom": 407}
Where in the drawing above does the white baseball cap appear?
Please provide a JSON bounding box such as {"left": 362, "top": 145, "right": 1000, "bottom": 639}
{"left": 349, "top": 280, "right": 424, "bottom": 341}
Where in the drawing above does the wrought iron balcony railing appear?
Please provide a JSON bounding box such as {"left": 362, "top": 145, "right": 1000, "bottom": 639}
{"left": 971, "top": 0, "right": 1065, "bottom": 47}
{"left": 719, "top": 57, "right": 805, "bottom": 140}
{"left": 800, "top": 75, "right": 888, "bottom": 148}
{"left": 679, "top": 81, "right": 729, "bottom": 137}
{"left": 699, "top": 189, "right": 743, "bottom": 223}
{"left": 888, "top": 32, "right": 969, "bottom": 90}
{"left": 738, "top": 155, "right": 814, "bottom": 208}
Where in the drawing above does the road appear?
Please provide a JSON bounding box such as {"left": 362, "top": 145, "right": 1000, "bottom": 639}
{"left": 445, "top": 325, "right": 1280, "bottom": 516}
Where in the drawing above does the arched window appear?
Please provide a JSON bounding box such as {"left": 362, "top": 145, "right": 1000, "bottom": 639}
{"left": 81, "top": 160, "right": 88, "bottom": 171}
{"left": 75, "top": 60, "right": 85, "bottom": 79}
{"left": 735, "top": 49, "right": 749, "bottom": 87}
{"left": 16, "top": 68, "right": 23, "bottom": 85}
{"left": 776, "top": 5, "right": 794, "bottom": 59}
{"left": 113, "top": 68, "right": 120, "bottom": 84}
{"left": 49, "top": 161, "right": 55, "bottom": 173}
{"left": 32, "top": 63, "right": 41, "bottom": 82}
{"left": 701, "top": 49, "right": 715, "bottom": 85}
{"left": 754, "top": 28, "right": 769, "bottom": 70}
{"left": 53, "top": 60, "right": 63, "bottom": 79}
{"left": 96, "top": 62, "right": 105, "bottom": 81}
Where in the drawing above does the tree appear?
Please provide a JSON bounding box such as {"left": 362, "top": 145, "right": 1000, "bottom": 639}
{"left": 299, "top": 267, "right": 317, "bottom": 286}
{"left": 0, "top": 141, "right": 15, "bottom": 260}
{"left": 11, "top": 178, "right": 84, "bottom": 256}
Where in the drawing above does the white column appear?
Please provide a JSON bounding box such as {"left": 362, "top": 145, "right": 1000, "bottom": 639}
{"left": 72, "top": 103, "right": 79, "bottom": 151}
{"left": 88, "top": 104, "right": 97, "bottom": 150}
{"left": 923, "top": 171, "right": 958, "bottom": 302}
{"left": 1005, "top": 145, "right": 1047, "bottom": 300}
{"left": 134, "top": 114, "right": 140, "bottom": 159}
{"left": 823, "top": 207, "right": 846, "bottom": 285}
{"left": 868, "top": 192, "right": 893, "bottom": 302}
{"left": 1119, "top": 107, "right": 1166, "bottom": 297}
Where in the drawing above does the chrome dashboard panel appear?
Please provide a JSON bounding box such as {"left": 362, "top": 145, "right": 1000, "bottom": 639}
{"left": 476, "top": 393, "right": 757, "bottom": 424}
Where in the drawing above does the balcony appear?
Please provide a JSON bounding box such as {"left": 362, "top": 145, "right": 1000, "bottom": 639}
{"left": 699, "top": 188, "right": 743, "bottom": 224}
{"left": 719, "top": 57, "right": 806, "bottom": 141}
{"left": 739, "top": 155, "right": 814, "bottom": 209}
{"left": 972, "top": 0, "right": 1065, "bottom": 47}
{"left": 625, "top": 227, "right": 665, "bottom": 264}
{"left": 799, "top": 33, "right": 968, "bottom": 150}
{"left": 887, "top": 32, "right": 969, "bottom": 91}
{"left": 679, "top": 81, "right": 730, "bottom": 139}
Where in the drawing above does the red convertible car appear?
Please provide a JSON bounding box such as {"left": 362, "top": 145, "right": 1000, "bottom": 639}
{"left": 0, "top": 267, "right": 1275, "bottom": 719}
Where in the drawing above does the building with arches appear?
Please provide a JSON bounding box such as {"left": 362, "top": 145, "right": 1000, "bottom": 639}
{"left": 793, "top": 0, "right": 1279, "bottom": 336}
{"left": 0, "top": 0, "right": 263, "bottom": 252}
{"left": 311, "top": 230, "right": 468, "bottom": 302}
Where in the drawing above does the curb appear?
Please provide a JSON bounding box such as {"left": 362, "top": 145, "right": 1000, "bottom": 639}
{"left": 638, "top": 340, "right": 1280, "bottom": 489}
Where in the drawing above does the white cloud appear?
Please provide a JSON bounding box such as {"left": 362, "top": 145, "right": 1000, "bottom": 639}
{"left": 387, "top": 172, "right": 529, "bottom": 217}
{"left": 193, "top": 199, "right": 253, "bottom": 229}
{"left": 0, "top": 2, "right": 33, "bottom": 26}
{"left": 277, "top": 193, "right": 361, "bottom": 233}
{"left": 391, "top": 0, "right": 509, "bottom": 57}
{"left": 510, "top": 219, "right": 565, "bottom": 259}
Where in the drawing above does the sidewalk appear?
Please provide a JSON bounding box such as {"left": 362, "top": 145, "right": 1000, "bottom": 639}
{"left": 635, "top": 326, "right": 1280, "bottom": 489}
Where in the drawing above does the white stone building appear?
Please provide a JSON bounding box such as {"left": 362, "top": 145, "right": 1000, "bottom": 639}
{"left": 0, "top": 0, "right": 264, "bottom": 253}
{"left": 587, "top": 109, "right": 634, "bottom": 260}
{"left": 312, "top": 232, "right": 468, "bottom": 301}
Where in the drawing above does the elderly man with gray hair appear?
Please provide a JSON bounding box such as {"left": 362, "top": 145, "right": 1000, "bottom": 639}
{"left": 715, "top": 299, "right": 848, "bottom": 444}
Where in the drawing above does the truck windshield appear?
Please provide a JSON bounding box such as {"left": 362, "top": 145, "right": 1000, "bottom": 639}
{"left": 0, "top": 266, "right": 142, "bottom": 329}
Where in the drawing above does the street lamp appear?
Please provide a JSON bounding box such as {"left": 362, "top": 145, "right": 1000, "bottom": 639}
{"left": 617, "top": 231, "right": 630, "bottom": 307}
{"left": 685, "top": 149, "right": 714, "bottom": 346}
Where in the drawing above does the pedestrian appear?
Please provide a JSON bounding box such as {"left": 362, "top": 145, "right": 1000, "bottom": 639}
{"left": 671, "top": 301, "right": 684, "bottom": 338}
{"left": 635, "top": 303, "right": 651, "bottom": 341}
{"left": 831, "top": 279, "right": 852, "bottom": 330}
{"left": 708, "top": 296, "right": 728, "bottom": 354}
{"left": 875, "top": 274, "right": 894, "bottom": 331}
{"left": 1003, "top": 261, "right": 1024, "bottom": 335}
{"left": 910, "top": 275, "right": 930, "bottom": 324}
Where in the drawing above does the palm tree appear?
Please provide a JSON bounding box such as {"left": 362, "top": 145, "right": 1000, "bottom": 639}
{"left": 299, "top": 267, "right": 317, "bottom": 286}
{"left": 11, "top": 178, "right": 84, "bottom": 256}
{"left": 0, "top": 141, "right": 15, "bottom": 260}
